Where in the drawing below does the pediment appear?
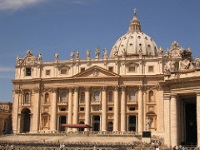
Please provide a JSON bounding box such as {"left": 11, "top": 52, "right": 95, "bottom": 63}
{"left": 73, "top": 65, "right": 120, "bottom": 78}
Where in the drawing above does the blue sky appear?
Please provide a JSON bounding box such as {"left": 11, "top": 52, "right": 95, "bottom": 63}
{"left": 0, "top": 0, "right": 200, "bottom": 102}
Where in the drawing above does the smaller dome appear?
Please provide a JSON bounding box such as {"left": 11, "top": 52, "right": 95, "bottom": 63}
{"left": 110, "top": 9, "right": 158, "bottom": 58}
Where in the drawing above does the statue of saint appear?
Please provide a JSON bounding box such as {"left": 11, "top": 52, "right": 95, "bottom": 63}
{"left": 146, "top": 119, "right": 151, "bottom": 131}
{"left": 54, "top": 52, "right": 59, "bottom": 61}
{"left": 86, "top": 50, "right": 90, "bottom": 59}
{"left": 103, "top": 48, "right": 108, "bottom": 58}
{"left": 38, "top": 53, "right": 42, "bottom": 61}
{"left": 95, "top": 48, "right": 100, "bottom": 59}
{"left": 70, "top": 52, "right": 74, "bottom": 60}
{"left": 76, "top": 51, "right": 80, "bottom": 59}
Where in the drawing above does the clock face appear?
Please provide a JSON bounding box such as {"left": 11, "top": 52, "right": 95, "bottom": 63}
{"left": 26, "top": 57, "right": 33, "bottom": 64}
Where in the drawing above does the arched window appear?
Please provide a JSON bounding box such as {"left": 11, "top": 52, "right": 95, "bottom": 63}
{"left": 44, "top": 93, "right": 49, "bottom": 104}
{"left": 24, "top": 92, "right": 30, "bottom": 104}
{"left": 149, "top": 91, "right": 154, "bottom": 102}
{"left": 130, "top": 91, "right": 135, "bottom": 101}
{"left": 94, "top": 91, "right": 100, "bottom": 102}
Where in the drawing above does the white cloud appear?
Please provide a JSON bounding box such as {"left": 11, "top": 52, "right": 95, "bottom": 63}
{"left": 0, "top": 66, "right": 14, "bottom": 72}
{"left": 0, "top": 0, "right": 46, "bottom": 11}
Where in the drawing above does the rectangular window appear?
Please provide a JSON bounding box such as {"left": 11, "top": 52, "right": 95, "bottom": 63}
{"left": 93, "top": 106, "right": 100, "bottom": 111}
{"left": 129, "top": 107, "right": 135, "bottom": 111}
{"left": 129, "top": 66, "right": 136, "bottom": 72}
{"left": 25, "top": 68, "right": 31, "bottom": 76}
{"left": 81, "top": 68, "right": 85, "bottom": 72}
{"left": 108, "top": 107, "right": 113, "bottom": 111}
{"left": 108, "top": 67, "right": 113, "bottom": 72}
{"left": 80, "top": 107, "right": 84, "bottom": 111}
{"left": 148, "top": 66, "right": 154, "bottom": 72}
{"left": 60, "top": 69, "right": 67, "bottom": 75}
{"left": 45, "top": 70, "right": 50, "bottom": 76}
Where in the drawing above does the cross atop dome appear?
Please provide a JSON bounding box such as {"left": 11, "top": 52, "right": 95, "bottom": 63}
{"left": 129, "top": 8, "right": 141, "bottom": 32}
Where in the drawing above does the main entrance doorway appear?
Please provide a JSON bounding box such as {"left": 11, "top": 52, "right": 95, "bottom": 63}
{"left": 128, "top": 116, "right": 136, "bottom": 131}
{"left": 92, "top": 115, "right": 100, "bottom": 131}
{"left": 21, "top": 108, "right": 31, "bottom": 133}
{"left": 181, "top": 97, "right": 197, "bottom": 145}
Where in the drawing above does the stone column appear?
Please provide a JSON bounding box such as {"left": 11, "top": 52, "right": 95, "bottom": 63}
{"left": 32, "top": 88, "right": 40, "bottom": 133}
{"left": 163, "top": 93, "right": 171, "bottom": 146}
{"left": 67, "top": 88, "right": 73, "bottom": 131}
{"left": 170, "top": 94, "right": 178, "bottom": 147}
{"left": 101, "top": 86, "right": 107, "bottom": 131}
{"left": 138, "top": 86, "right": 143, "bottom": 132}
{"left": 51, "top": 88, "right": 57, "bottom": 132}
{"left": 85, "top": 87, "right": 90, "bottom": 131}
{"left": 114, "top": 86, "right": 119, "bottom": 131}
{"left": 197, "top": 93, "right": 200, "bottom": 147}
{"left": 73, "top": 87, "right": 79, "bottom": 130}
{"left": 121, "top": 86, "right": 126, "bottom": 131}
{"left": 12, "top": 90, "right": 20, "bottom": 133}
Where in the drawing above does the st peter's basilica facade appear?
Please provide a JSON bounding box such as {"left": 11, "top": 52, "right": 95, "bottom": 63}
{"left": 12, "top": 10, "right": 200, "bottom": 147}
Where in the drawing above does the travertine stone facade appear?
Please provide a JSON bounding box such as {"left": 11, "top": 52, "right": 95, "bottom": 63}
{"left": 12, "top": 10, "right": 200, "bottom": 147}
{"left": 0, "top": 102, "right": 12, "bottom": 135}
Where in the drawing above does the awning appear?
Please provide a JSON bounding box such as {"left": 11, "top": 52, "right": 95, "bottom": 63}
{"left": 61, "top": 124, "right": 92, "bottom": 128}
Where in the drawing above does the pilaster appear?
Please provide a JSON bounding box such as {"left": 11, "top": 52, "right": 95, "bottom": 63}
{"left": 196, "top": 93, "right": 200, "bottom": 147}
{"left": 85, "top": 87, "right": 90, "bottom": 131}
{"left": 113, "top": 86, "right": 119, "bottom": 131}
{"left": 32, "top": 88, "right": 40, "bottom": 133}
{"left": 67, "top": 88, "right": 73, "bottom": 131}
{"left": 13, "top": 89, "right": 20, "bottom": 133}
{"left": 73, "top": 87, "right": 79, "bottom": 131}
{"left": 101, "top": 86, "right": 107, "bottom": 131}
{"left": 51, "top": 88, "right": 57, "bottom": 132}
{"left": 138, "top": 86, "right": 143, "bottom": 132}
{"left": 121, "top": 86, "right": 126, "bottom": 131}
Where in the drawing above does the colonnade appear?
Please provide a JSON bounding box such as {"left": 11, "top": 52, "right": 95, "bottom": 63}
{"left": 49, "top": 86, "right": 144, "bottom": 132}
{"left": 165, "top": 93, "right": 200, "bottom": 147}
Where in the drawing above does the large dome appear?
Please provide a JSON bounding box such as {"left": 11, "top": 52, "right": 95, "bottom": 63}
{"left": 110, "top": 10, "right": 158, "bottom": 58}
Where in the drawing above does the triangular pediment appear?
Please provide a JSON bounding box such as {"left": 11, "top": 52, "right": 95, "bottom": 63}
{"left": 73, "top": 65, "right": 120, "bottom": 78}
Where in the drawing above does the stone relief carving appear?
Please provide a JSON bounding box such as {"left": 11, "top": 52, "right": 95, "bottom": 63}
{"left": 93, "top": 68, "right": 99, "bottom": 76}
{"left": 164, "top": 41, "right": 182, "bottom": 58}
{"left": 164, "top": 42, "right": 198, "bottom": 74}
{"left": 179, "top": 47, "right": 194, "bottom": 71}
{"left": 164, "top": 60, "right": 177, "bottom": 73}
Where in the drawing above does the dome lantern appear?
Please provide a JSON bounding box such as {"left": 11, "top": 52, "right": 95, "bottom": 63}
{"left": 129, "top": 8, "right": 141, "bottom": 32}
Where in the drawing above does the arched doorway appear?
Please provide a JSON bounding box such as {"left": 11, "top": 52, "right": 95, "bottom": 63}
{"left": 79, "top": 121, "right": 85, "bottom": 131}
{"left": 59, "top": 116, "right": 66, "bottom": 131}
{"left": 92, "top": 115, "right": 100, "bottom": 131}
{"left": 21, "top": 108, "right": 31, "bottom": 133}
{"left": 128, "top": 116, "right": 136, "bottom": 131}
